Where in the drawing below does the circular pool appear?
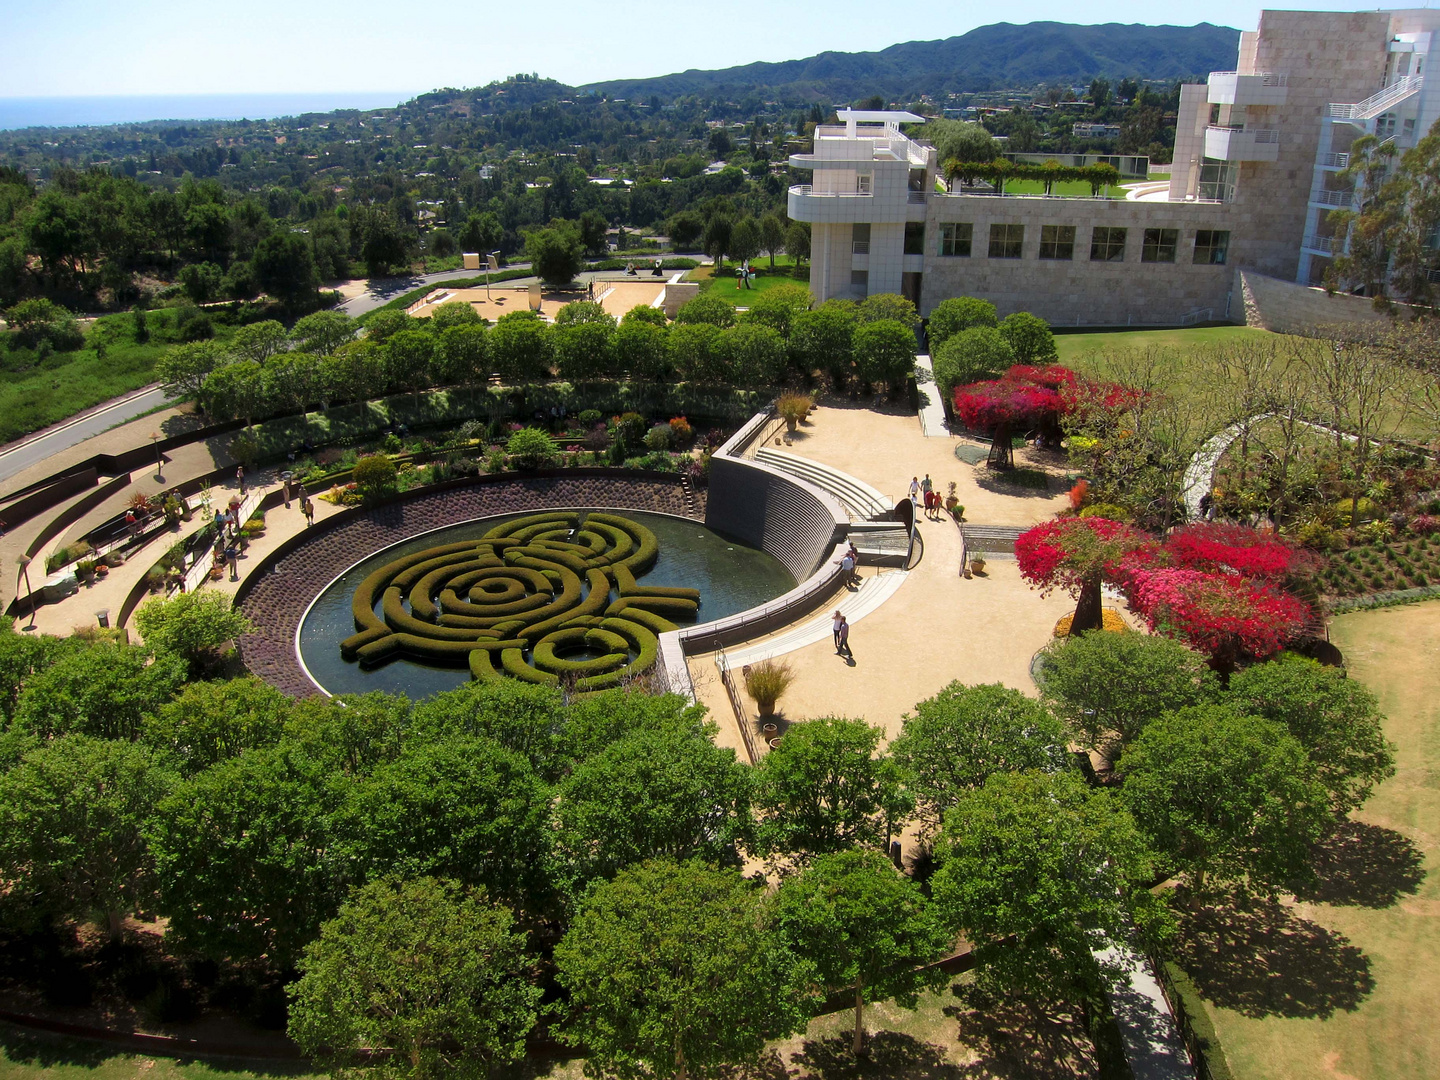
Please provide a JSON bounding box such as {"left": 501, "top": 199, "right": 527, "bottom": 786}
{"left": 298, "top": 510, "right": 795, "bottom": 698}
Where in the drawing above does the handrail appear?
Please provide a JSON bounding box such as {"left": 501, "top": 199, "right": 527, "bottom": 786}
{"left": 716, "top": 647, "right": 761, "bottom": 765}
{"left": 1303, "top": 234, "right": 1337, "bottom": 254}
{"left": 1327, "top": 75, "right": 1422, "bottom": 119}
{"left": 789, "top": 185, "right": 875, "bottom": 198}
{"left": 1210, "top": 70, "right": 1288, "bottom": 86}
{"left": 1319, "top": 152, "right": 1351, "bottom": 168}
{"left": 1312, "top": 189, "right": 1354, "bottom": 207}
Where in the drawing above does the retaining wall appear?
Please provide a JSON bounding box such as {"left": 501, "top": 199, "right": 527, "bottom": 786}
{"left": 1239, "top": 268, "right": 1421, "bottom": 334}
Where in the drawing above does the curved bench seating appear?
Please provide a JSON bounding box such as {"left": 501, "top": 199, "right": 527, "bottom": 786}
{"left": 754, "top": 447, "right": 893, "bottom": 522}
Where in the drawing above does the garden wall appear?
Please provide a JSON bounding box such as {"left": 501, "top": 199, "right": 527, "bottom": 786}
{"left": 1239, "top": 269, "right": 1422, "bottom": 335}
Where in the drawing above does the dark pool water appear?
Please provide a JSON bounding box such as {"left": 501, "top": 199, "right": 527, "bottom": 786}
{"left": 298, "top": 510, "right": 795, "bottom": 699}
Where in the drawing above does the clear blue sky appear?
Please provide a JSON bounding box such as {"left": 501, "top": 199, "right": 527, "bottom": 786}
{"left": 0, "top": 0, "right": 1401, "bottom": 98}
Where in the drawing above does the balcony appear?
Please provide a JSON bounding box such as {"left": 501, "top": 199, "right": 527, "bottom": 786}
{"left": 1204, "top": 125, "right": 1280, "bottom": 162}
{"left": 789, "top": 184, "right": 912, "bottom": 224}
{"left": 1207, "top": 71, "right": 1289, "bottom": 106}
{"left": 1302, "top": 234, "right": 1338, "bottom": 255}
{"left": 1318, "top": 152, "right": 1351, "bottom": 169}
{"left": 1311, "top": 189, "right": 1354, "bottom": 208}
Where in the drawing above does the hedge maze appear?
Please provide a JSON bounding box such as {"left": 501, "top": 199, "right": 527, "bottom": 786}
{"left": 340, "top": 512, "right": 699, "bottom": 690}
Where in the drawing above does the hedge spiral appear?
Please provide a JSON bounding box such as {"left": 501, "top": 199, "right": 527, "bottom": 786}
{"left": 340, "top": 512, "right": 698, "bottom": 687}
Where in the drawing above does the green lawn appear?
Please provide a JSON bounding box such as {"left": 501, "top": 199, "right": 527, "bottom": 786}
{"left": 1172, "top": 602, "right": 1440, "bottom": 1080}
{"left": 690, "top": 264, "right": 813, "bottom": 306}
{"left": 999, "top": 180, "right": 1127, "bottom": 199}
{"left": 0, "top": 1026, "right": 319, "bottom": 1080}
{"left": 1055, "top": 325, "right": 1279, "bottom": 369}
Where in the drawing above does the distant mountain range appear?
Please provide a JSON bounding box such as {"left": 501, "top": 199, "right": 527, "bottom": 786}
{"left": 580, "top": 21, "right": 1240, "bottom": 101}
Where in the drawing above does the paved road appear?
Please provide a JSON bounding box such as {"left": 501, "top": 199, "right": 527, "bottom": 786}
{"left": 339, "top": 264, "right": 533, "bottom": 319}
{"left": 0, "top": 384, "right": 174, "bottom": 488}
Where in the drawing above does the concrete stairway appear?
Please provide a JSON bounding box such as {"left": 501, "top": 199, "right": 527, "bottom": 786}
{"left": 754, "top": 447, "right": 893, "bottom": 522}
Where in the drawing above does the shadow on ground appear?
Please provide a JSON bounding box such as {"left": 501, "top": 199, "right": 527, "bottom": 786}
{"left": 1295, "top": 820, "right": 1427, "bottom": 909}
{"left": 973, "top": 471, "right": 1060, "bottom": 500}
{"left": 1172, "top": 892, "right": 1374, "bottom": 1019}
{"left": 0, "top": 1023, "right": 313, "bottom": 1077}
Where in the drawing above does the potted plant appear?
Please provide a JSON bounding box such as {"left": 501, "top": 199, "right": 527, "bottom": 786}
{"left": 944, "top": 482, "right": 961, "bottom": 516}
{"left": 971, "top": 555, "right": 987, "bottom": 576}
{"left": 743, "top": 659, "right": 794, "bottom": 718}
{"left": 761, "top": 722, "right": 779, "bottom": 742}
{"left": 95, "top": 563, "right": 109, "bottom": 579}
{"left": 776, "top": 393, "right": 813, "bottom": 434}
{"left": 75, "top": 559, "right": 97, "bottom": 583}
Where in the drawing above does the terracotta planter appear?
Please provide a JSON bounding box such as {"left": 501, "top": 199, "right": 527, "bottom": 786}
{"left": 971, "top": 558, "right": 986, "bottom": 575}
{"left": 768, "top": 737, "right": 782, "bottom": 750}
{"left": 761, "top": 723, "right": 779, "bottom": 741}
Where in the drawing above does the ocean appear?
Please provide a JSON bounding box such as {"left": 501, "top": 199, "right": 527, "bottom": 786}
{"left": 0, "top": 92, "right": 416, "bottom": 131}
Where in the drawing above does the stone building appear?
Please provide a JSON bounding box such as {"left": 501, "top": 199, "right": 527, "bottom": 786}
{"left": 787, "top": 9, "right": 1440, "bottom": 327}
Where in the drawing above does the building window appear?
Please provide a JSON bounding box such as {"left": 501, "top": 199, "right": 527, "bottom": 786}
{"left": 988, "top": 223, "right": 1024, "bottom": 259}
{"left": 1039, "top": 225, "right": 1076, "bottom": 261}
{"left": 1090, "top": 227, "right": 1127, "bottom": 262}
{"left": 1141, "top": 228, "right": 1179, "bottom": 263}
{"left": 852, "top": 223, "right": 870, "bottom": 256}
{"left": 904, "top": 222, "right": 926, "bottom": 255}
{"left": 1198, "top": 162, "right": 1236, "bottom": 202}
{"left": 850, "top": 269, "right": 869, "bottom": 294}
{"left": 856, "top": 172, "right": 872, "bottom": 194}
{"left": 1193, "top": 230, "right": 1230, "bottom": 265}
{"left": 938, "top": 223, "right": 972, "bottom": 257}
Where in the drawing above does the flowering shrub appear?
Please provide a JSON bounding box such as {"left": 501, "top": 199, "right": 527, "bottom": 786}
{"left": 1068, "top": 479, "right": 1089, "bottom": 512}
{"left": 1164, "top": 523, "right": 1296, "bottom": 581}
{"left": 1129, "top": 567, "right": 1310, "bottom": 662}
{"left": 1412, "top": 514, "right": 1440, "bottom": 535}
{"left": 1016, "top": 517, "right": 1159, "bottom": 598}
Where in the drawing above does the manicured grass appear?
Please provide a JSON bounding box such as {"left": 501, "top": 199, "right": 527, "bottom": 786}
{"left": 1171, "top": 601, "right": 1440, "bottom": 1080}
{"left": 1055, "top": 325, "right": 1278, "bottom": 368}
{"left": 998, "top": 180, "right": 1126, "bottom": 199}
{"left": 0, "top": 1026, "right": 320, "bottom": 1080}
{"left": 690, "top": 264, "right": 813, "bottom": 306}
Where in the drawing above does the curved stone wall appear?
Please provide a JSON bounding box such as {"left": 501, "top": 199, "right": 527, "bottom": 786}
{"left": 235, "top": 474, "right": 694, "bottom": 697}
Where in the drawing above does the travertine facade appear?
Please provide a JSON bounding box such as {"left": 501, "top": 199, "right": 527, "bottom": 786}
{"left": 787, "top": 10, "right": 1440, "bottom": 327}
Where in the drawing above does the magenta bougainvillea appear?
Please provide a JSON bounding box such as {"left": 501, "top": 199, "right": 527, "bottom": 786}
{"left": 1128, "top": 567, "right": 1311, "bottom": 662}
{"left": 1016, "top": 517, "right": 1159, "bottom": 596}
{"left": 1164, "top": 523, "right": 1297, "bottom": 581}
{"left": 953, "top": 365, "right": 1142, "bottom": 439}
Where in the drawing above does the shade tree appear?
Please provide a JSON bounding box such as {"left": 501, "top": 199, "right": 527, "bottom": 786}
{"left": 141, "top": 675, "right": 291, "bottom": 776}
{"left": 926, "top": 296, "right": 998, "bottom": 349}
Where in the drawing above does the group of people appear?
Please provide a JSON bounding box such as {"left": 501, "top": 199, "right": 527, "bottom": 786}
{"left": 831, "top": 609, "right": 852, "bottom": 659}
{"left": 909, "top": 474, "right": 945, "bottom": 520}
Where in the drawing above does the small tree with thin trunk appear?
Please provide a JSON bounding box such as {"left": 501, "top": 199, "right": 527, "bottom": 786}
{"left": 776, "top": 849, "right": 951, "bottom": 1057}
{"left": 1016, "top": 517, "right": 1158, "bottom": 634}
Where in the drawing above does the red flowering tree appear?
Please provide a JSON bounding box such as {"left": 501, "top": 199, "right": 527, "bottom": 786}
{"left": 1163, "top": 523, "right": 1296, "bottom": 581}
{"left": 1016, "top": 517, "right": 1159, "bottom": 634}
{"left": 1129, "top": 567, "right": 1310, "bottom": 670}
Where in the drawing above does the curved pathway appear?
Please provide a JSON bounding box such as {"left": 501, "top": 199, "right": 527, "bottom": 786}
{"left": 1182, "top": 413, "right": 1359, "bottom": 520}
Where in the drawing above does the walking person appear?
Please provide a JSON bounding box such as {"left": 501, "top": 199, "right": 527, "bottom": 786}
{"left": 236, "top": 465, "right": 246, "bottom": 496}
{"left": 832, "top": 609, "right": 845, "bottom": 651}
{"left": 225, "top": 542, "right": 239, "bottom": 581}
{"left": 909, "top": 476, "right": 920, "bottom": 506}
{"left": 836, "top": 614, "right": 852, "bottom": 659}
{"left": 302, "top": 496, "right": 315, "bottom": 527}
{"left": 282, "top": 476, "right": 291, "bottom": 509}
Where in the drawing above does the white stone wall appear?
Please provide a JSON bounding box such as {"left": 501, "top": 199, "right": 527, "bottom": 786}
{"left": 1239, "top": 268, "right": 1421, "bottom": 333}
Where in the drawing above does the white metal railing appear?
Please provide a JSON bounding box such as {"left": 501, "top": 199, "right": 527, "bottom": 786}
{"left": 1210, "top": 71, "right": 1288, "bottom": 86}
{"left": 1303, "top": 234, "right": 1337, "bottom": 254}
{"left": 907, "top": 191, "right": 926, "bottom": 203}
{"left": 1319, "top": 152, "right": 1351, "bottom": 169}
{"left": 1312, "top": 189, "right": 1354, "bottom": 207}
{"left": 1207, "top": 125, "right": 1278, "bottom": 143}
{"left": 1179, "top": 308, "right": 1213, "bottom": 326}
{"left": 851, "top": 241, "right": 869, "bottom": 255}
{"left": 1327, "top": 75, "right": 1422, "bottom": 119}
{"left": 789, "top": 184, "right": 872, "bottom": 198}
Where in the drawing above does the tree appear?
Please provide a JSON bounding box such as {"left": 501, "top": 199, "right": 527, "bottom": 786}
{"left": 703, "top": 214, "right": 733, "bottom": 268}
{"left": 930, "top": 771, "right": 1168, "bottom": 1011}
{"left": 386, "top": 328, "right": 438, "bottom": 398}
{"left": 891, "top": 682, "right": 1068, "bottom": 831}
{"left": 784, "top": 220, "right": 810, "bottom": 266}
{"left": 926, "top": 296, "right": 998, "bottom": 349}
{"left": 489, "top": 310, "right": 552, "bottom": 382}
{"left": 429, "top": 299, "right": 482, "bottom": 332}
{"left": 857, "top": 293, "right": 920, "bottom": 331}
{"left": 178, "top": 260, "right": 222, "bottom": 304}
{"left": 742, "top": 283, "right": 811, "bottom": 338}
{"left": 853, "top": 319, "right": 916, "bottom": 393}
{"left": 289, "top": 877, "right": 540, "bottom": 1080}
{"left": 156, "top": 340, "right": 223, "bottom": 400}
{"left": 759, "top": 213, "right": 786, "bottom": 268}
{"left": 552, "top": 725, "right": 751, "bottom": 899}
{"left": 614, "top": 319, "right": 671, "bottom": 380}
{"left": 553, "top": 860, "right": 811, "bottom": 1080}
{"left": 230, "top": 319, "right": 289, "bottom": 364}
{"left": 578, "top": 208, "right": 609, "bottom": 255}
{"left": 931, "top": 326, "right": 1013, "bottom": 398}
{"left": 142, "top": 676, "right": 291, "bottom": 776}
{"left": 552, "top": 320, "right": 615, "bottom": 380}
{"left": 776, "top": 850, "right": 950, "bottom": 1056}
{"left": 133, "top": 591, "right": 254, "bottom": 676}
{"left": 752, "top": 716, "right": 910, "bottom": 859}
{"left": 790, "top": 300, "right": 856, "bottom": 388}
{"left": 0, "top": 736, "right": 173, "bottom": 939}
{"left": 716, "top": 323, "right": 786, "bottom": 386}
{"left": 524, "top": 223, "right": 584, "bottom": 286}
{"left": 669, "top": 322, "right": 725, "bottom": 383}
{"left": 13, "top": 641, "right": 187, "bottom": 742}
{"left": 406, "top": 681, "right": 567, "bottom": 781}
{"left": 1038, "top": 630, "right": 1215, "bottom": 756}
{"left": 1088, "top": 78, "right": 1112, "bottom": 107}
{"left": 553, "top": 300, "right": 614, "bottom": 328}
{"left": 1016, "top": 516, "right": 1158, "bottom": 633}
{"left": 998, "top": 311, "right": 1057, "bottom": 363}
{"left": 345, "top": 736, "right": 550, "bottom": 911}
{"left": 437, "top": 323, "right": 489, "bottom": 385}
{"left": 666, "top": 211, "right": 705, "bottom": 252}
{"left": 924, "top": 120, "right": 998, "bottom": 172}
{"left": 147, "top": 742, "right": 350, "bottom": 967}
{"left": 1128, "top": 708, "right": 1326, "bottom": 900}
{"left": 729, "top": 216, "right": 762, "bottom": 265}
{"left": 1227, "top": 657, "right": 1395, "bottom": 817}
{"left": 622, "top": 303, "right": 669, "bottom": 327}
{"left": 353, "top": 453, "right": 399, "bottom": 499}
{"left": 458, "top": 210, "right": 503, "bottom": 257}
{"left": 251, "top": 231, "right": 317, "bottom": 309}
{"left": 674, "top": 293, "right": 736, "bottom": 328}
{"left": 356, "top": 207, "right": 412, "bottom": 276}
{"left": 286, "top": 692, "right": 410, "bottom": 777}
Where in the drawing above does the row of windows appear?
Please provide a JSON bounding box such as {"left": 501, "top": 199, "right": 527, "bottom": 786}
{"left": 935, "top": 223, "right": 1229, "bottom": 265}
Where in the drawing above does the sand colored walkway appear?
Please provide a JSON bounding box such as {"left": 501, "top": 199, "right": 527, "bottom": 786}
{"left": 691, "top": 398, "right": 1082, "bottom": 753}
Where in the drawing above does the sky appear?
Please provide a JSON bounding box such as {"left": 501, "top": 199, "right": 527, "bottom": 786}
{"left": 0, "top": 0, "right": 1412, "bottom": 100}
